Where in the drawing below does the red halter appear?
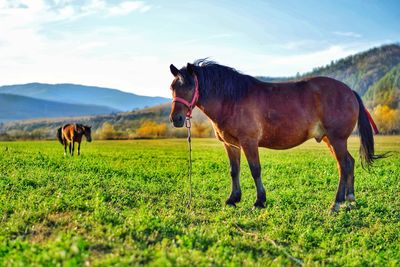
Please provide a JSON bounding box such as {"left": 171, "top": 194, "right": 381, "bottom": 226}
{"left": 172, "top": 75, "right": 199, "bottom": 118}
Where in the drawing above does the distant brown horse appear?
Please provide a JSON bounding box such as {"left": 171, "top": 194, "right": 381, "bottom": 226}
{"left": 57, "top": 124, "right": 92, "bottom": 156}
{"left": 169, "top": 59, "right": 384, "bottom": 212}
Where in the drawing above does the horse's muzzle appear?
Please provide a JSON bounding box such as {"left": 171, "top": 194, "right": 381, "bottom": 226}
{"left": 170, "top": 114, "right": 185, "bottom": 128}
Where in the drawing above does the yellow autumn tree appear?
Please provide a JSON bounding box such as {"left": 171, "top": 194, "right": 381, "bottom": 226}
{"left": 136, "top": 120, "right": 167, "bottom": 138}
{"left": 372, "top": 105, "right": 400, "bottom": 134}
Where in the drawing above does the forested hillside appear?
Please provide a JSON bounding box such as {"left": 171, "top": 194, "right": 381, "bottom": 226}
{"left": 364, "top": 63, "right": 400, "bottom": 108}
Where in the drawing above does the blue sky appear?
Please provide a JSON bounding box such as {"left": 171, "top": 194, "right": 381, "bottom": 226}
{"left": 0, "top": 0, "right": 399, "bottom": 97}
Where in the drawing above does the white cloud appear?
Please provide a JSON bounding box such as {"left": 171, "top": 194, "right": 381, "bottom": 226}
{"left": 76, "top": 41, "right": 108, "bottom": 51}
{"left": 0, "top": 0, "right": 151, "bottom": 25}
{"left": 233, "top": 45, "right": 368, "bottom": 77}
{"left": 139, "top": 5, "right": 151, "bottom": 13}
{"left": 262, "top": 45, "right": 358, "bottom": 74}
{"left": 108, "top": 1, "right": 151, "bottom": 16}
{"left": 280, "top": 40, "right": 316, "bottom": 50}
{"left": 333, "top": 31, "right": 362, "bottom": 38}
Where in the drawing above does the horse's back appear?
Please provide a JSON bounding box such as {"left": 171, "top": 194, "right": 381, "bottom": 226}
{"left": 266, "top": 76, "right": 359, "bottom": 123}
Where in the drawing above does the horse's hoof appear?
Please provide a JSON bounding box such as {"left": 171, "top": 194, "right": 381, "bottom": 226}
{"left": 346, "top": 202, "right": 356, "bottom": 211}
{"left": 225, "top": 199, "right": 237, "bottom": 207}
{"left": 346, "top": 194, "right": 355, "bottom": 202}
{"left": 225, "top": 202, "right": 236, "bottom": 208}
{"left": 253, "top": 201, "right": 266, "bottom": 209}
{"left": 330, "top": 202, "right": 341, "bottom": 214}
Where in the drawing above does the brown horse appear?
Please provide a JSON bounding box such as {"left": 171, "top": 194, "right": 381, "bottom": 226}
{"left": 57, "top": 124, "right": 92, "bottom": 156}
{"left": 169, "top": 59, "right": 384, "bottom": 212}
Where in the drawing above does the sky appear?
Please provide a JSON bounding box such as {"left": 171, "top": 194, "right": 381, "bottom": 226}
{"left": 0, "top": 0, "right": 399, "bottom": 97}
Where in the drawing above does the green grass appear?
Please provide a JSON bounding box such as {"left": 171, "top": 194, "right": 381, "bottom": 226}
{"left": 0, "top": 136, "right": 399, "bottom": 266}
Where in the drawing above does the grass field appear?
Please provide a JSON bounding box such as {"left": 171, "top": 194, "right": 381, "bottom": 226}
{"left": 0, "top": 136, "right": 399, "bottom": 266}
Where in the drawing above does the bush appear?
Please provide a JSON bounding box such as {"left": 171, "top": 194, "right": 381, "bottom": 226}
{"left": 136, "top": 120, "right": 167, "bottom": 138}
{"left": 95, "top": 122, "right": 119, "bottom": 140}
{"left": 191, "top": 122, "right": 213, "bottom": 137}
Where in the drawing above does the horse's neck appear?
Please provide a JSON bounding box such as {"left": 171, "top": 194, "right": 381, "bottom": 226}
{"left": 196, "top": 98, "right": 224, "bottom": 124}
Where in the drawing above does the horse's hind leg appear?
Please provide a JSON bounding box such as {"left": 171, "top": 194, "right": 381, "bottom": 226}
{"left": 224, "top": 143, "right": 241, "bottom": 206}
{"left": 242, "top": 141, "right": 266, "bottom": 208}
{"left": 69, "top": 142, "right": 72, "bottom": 156}
{"left": 63, "top": 140, "right": 67, "bottom": 156}
{"left": 329, "top": 138, "right": 351, "bottom": 212}
{"left": 77, "top": 142, "right": 81, "bottom": 156}
{"left": 345, "top": 152, "right": 355, "bottom": 202}
{"left": 71, "top": 141, "right": 75, "bottom": 156}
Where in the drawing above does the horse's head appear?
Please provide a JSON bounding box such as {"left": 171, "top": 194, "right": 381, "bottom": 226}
{"left": 169, "top": 63, "right": 199, "bottom": 128}
{"left": 83, "top": 125, "right": 92, "bottom": 142}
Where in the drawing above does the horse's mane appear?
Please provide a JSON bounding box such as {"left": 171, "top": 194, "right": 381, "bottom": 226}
{"left": 189, "top": 59, "right": 259, "bottom": 102}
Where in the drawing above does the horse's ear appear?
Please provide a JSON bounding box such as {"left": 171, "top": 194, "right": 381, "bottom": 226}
{"left": 187, "top": 63, "right": 195, "bottom": 76}
{"left": 170, "top": 64, "right": 180, "bottom": 77}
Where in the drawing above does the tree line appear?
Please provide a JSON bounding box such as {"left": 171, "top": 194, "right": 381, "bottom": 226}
{"left": 0, "top": 120, "right": 215, "bottom": 141}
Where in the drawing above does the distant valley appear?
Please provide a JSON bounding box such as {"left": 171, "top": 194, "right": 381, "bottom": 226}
{"left": 0, "top": 83, "right": 169, "bottom": 122}
{"left": 0, "top": 94, "right": 120, "bottom": 122}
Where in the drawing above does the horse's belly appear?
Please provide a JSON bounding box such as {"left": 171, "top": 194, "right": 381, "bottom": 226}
{"left": 258, "top": 123, "right": 312, "bottom": 149}
{"left": 259, "top": 120, "right": 326, "bottom": 149}
{"left": 259, "top": 134, "right": 310, "bottom": 149}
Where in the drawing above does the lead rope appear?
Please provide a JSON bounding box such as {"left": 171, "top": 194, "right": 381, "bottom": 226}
{"left": 185, "top": 117, "right": 193, "bottom": 208}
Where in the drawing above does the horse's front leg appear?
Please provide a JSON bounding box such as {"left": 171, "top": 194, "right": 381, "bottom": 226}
{"left": 71, "top": 141, "right": 75, "bottom": 156}
{"left": 224, "top": 143, "right": 241, "bottom": 207}
{"left": 242, "top": 140, "right": 266, "bottom": 208}
{"left": 69, "top": 142, "right": 72, "bottom": 156}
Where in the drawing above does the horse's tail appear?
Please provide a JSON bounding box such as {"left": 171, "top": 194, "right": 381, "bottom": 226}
{"left": 56, "top": 127, "right": 64, "bottom": 145}
{"left": 353, "top": 91, "right": 386, "bottom": 168}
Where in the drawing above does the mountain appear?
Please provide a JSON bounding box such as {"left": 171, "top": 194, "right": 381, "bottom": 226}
{"left": 258, "top": 44, "right": 400, "bottom": 97}
{"left": 0, "top": 83, "right": 169, "bottom": 111}
{"left": 0, "top": 94, "right": 118, "bottom": 122}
